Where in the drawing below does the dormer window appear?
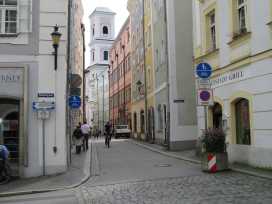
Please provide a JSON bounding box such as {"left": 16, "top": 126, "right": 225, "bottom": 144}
{"left": 102, "top": 26, "right": 109, "bottom": 36}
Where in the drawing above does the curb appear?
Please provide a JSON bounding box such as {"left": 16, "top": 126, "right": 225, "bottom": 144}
{"left": 0, "top": 141, "right": 94, "bottom": 198}
{"left": 129, "top": 140, "right": 201, "bottom": 165}
{"left": 130, "top": 140, "right": 272, "bottom": 180}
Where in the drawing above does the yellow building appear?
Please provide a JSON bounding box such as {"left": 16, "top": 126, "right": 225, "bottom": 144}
{"left": 127, "top": 0, "right": 155, "bottom": 141}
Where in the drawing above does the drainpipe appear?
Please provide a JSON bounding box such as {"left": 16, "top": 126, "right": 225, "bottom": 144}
{"left": 164, "top": 0, "right": 171, "bottom": 150}
{"left": 81, "top": 23, "right": 86, "bottom": 121}
{"left": 66, "top": 0, "right": 72, "bottom": 165}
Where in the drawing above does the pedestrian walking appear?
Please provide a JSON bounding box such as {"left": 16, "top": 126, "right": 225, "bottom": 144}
{"left": 72, "top": 124, "right": 83, "bottom": 154}
{"left": 81, "top": 121, "right": 91, "bottom": 151}
{"left": 104, "top": 121, "right": 112, "bottom": 148}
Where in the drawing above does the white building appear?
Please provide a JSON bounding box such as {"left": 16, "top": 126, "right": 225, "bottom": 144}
{"left": 193, "top": 0, "right": 272, "bottom": 167}
{"left": 85, "top": 7, "right": 115, "bottom": 133}
{"left": 164, "top": 0, "right": 198, "bottom": 150}
{"left": 0, "top": 0, "right": 69, "bottom": 177}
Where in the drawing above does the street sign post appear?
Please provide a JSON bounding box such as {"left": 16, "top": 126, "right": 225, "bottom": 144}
{"left": 69, "top": 95, "right": 81, "bottom": 109}
{"left": 196, "top": 62, "right": 213, "bottom": 131}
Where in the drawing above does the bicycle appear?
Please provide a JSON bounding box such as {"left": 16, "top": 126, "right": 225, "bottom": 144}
{"left": 0, "top": 158, "right": 11, "bottom": 184}
{"left": 105, "top": 133, "right": 111, "bottom": 148}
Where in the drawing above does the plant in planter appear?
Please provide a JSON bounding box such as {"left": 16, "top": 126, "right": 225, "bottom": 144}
{"left": 200, "top": 128, "right": 229, "bottom": 172}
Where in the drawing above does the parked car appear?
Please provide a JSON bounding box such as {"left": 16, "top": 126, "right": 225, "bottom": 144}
{"left": 114, "top": 125, "right": 131, "bottom": 139}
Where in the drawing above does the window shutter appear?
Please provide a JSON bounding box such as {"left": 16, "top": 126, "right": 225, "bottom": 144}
{"left": 18, "top": 0, "right": 32, "bottom": 33}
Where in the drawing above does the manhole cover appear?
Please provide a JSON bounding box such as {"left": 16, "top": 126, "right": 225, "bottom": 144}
{"left": 155, "top": 164, "right": 172, "bottom": 168}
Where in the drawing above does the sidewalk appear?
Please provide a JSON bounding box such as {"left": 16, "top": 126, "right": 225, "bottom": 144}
{"left": 0, "top": 144, "right": 92, "bottom": 196}
{"left": 130, "top": 139, "right": 272, "bottom": 180}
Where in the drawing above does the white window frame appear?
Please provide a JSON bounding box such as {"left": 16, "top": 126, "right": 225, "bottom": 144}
{"left": 237, "top": 0, "right": 247, "bottom": 33}
{"left": 209, "top": 11, "right": 216, "bottom": 50}
{"left": 0, "top": 0, "right": 18, "bottom": 35}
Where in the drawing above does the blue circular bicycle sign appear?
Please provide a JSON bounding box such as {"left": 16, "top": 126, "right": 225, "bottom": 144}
{"left": 196, "top": 63, "right": 212, "bottom": 79}
{"left": 69, "top": 96, "right": 81, "bottom": 109}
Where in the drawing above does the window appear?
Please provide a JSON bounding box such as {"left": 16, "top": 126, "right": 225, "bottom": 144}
{"left": 235, "top": 98, "right": 251, "bottom": 145}
{"left": 92, "top": 50, "right": 95, "bottom": 62}
{"left": 103, "top": 51, "right": 108, "bottom": 61}
{"left": 140, "top": 110, "right": 145, "bottom": 133}
{"left": 0, "top": 0, "right": 17, "bottom": 34}
{"left": 207, "top": 10, "right": 216, "bottom": 51}
{"left": 237, "top": 0, "right": 247, "bottom": 33}
{"left": 92, "top": 24, "right": 95, "bottom": 36}
{"left": 102, "top": 26, "right": 108, "bottom": 35}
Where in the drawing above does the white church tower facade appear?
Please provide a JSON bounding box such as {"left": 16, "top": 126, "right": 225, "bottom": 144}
{"left": 85, "top": 7, "right": 115, "bottom": 133}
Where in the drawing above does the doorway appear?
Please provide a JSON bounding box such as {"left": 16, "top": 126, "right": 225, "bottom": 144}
{"left": 0, "top": 98, "right": 20, "bottom": 176}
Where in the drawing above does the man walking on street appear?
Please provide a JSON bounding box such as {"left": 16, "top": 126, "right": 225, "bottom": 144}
{"left": 81, "top": 121, "right": 91, "bottom": 151}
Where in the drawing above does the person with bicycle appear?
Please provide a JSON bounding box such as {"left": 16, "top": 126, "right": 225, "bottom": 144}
{"left": 104, "top": 121, "right": 112, "bottom": 148}
{"left": 0, "top": 144, "right": 11, "bottom": 183}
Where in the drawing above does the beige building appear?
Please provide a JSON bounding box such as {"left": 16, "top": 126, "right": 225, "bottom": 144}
{"left": 193, "top": 0, "right": 272, "bottom": 167}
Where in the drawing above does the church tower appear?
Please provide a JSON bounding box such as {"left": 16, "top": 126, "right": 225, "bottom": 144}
{"left": 85, "top": 7, "right": 115, "bottom": 132}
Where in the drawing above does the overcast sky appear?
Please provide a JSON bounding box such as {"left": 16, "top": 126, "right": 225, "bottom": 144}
{"left": 82, "top": 0, "right": 129, "bottom": 67}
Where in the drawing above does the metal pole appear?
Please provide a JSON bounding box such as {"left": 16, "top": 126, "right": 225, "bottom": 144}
{"left": 42, "top": 118, "right": 46, "bottom": 176}
{"left": 204, "top": 106, "right": 208, "bottom": 130}
{"left": 102, "top": 75, "right": 105, "bottom": 134}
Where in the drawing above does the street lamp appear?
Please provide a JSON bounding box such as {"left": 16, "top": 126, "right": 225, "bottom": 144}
{"left": 51, "top": 25, "right": 62, "bottom": 71}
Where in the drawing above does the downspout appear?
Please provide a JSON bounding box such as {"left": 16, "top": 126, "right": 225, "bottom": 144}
{"left": 82, "top": 23, "right": 86, "bottom": 121}
{"left": 164, "top": 0, "right": 171, "bottom": 150}
{"left": 66, "top": 0, "right": 72, "bottom": 165}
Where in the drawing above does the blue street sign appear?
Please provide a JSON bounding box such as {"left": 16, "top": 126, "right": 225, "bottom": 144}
{"left": 196, "top": 63, "right": 212, "bottom": 79}
{"left": 32, "top": 101, "right": 55, "bottom": 111}
{"left": 69, "top": 95, "right": 81, "bottom": 109}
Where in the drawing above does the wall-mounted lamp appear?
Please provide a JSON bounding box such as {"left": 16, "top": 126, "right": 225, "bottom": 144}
{"left": 51, "top": 25, "right": 62, "bottom": 71}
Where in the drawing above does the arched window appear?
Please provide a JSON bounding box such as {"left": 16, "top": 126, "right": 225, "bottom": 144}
{"left": 103, "top": 26, "right": 109, "bottom": 35}
{"left": 103, "top": 51, "right": 108, "bottom": 61}
{"left": 140, "top": 110, "right": 145, "bottom": 133}
{"left": 235, "top": 98, "right": 251, "bottom": 145}
{"left": 134, "top": 112, "right": 137, "bottom": 133}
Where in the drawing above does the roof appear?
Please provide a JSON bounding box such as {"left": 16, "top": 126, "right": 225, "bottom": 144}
{"left": 89, "top": 7, "right": 116, "bottom": 17}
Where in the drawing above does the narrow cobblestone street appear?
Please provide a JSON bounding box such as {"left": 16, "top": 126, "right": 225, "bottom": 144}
{"left": 1, "top": 139, "right": 272, "bottom": 204}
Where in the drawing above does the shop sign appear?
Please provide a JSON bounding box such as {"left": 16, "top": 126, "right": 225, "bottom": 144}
{"left": 211, "top": 70, "right": 245, "bottom": 88}
{"left": 0, "top": 68, "right": 24, "bottom": 98}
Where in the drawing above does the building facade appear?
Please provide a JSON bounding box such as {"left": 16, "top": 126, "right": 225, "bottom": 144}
{"left": 69, "top": 0, "right": 85, "bottom": 132}
{"left": 127, "top": 0, "right": 146, "bottom": 140}
{"left": 150, "top": 0, "right": 169, "bottom": 145}
{"left": 144, "top": 0, "right": 156, "bottom": 142}
{"left": 109, "top": 17, "right": 132, "bottom": 127}
{"left": 193, "top": 0, "right": 272, "bottom": 167}
{"left": 85, "top": 7, "right": 115, "bottom": 133}
{"left": 0, "top": 0, "right": 69, "bottom": 177}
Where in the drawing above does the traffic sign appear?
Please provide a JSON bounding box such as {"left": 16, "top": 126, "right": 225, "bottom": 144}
{"left": 69, "top": 95, "right": 81, "bottom": 109}
{"left": 197, "top": 89, "right": 214, "bottom": 106}
{"left": 196, "top": 63, "right": 212, "bottom": 79}
{"left": 197, "top": 79, "right": 211, "bottom": 89}
{"left": 32, "top": 101, "right": 55, "bottom": 111}
{"left": 38, "top": 93, "right": 55, "bottom": 98}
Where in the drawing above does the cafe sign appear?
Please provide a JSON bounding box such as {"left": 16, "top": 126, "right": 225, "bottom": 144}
{"left": 0, "top": 68, "right": 24, "bottom": 98}
{"left": 211, "top": 70, "right": 245, "bottom": 88}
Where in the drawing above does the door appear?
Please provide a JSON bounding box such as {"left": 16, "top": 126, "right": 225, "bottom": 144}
{"left": 0, "top": 98, "right": 20, "bottom": 176}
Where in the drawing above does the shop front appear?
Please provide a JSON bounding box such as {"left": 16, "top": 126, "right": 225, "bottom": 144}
{"left": 0, "top": 67, "right": 27, "bottom": 177}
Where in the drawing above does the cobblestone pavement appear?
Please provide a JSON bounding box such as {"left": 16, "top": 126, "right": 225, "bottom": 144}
{"left": 82, "top": 173, "right": 272, "bottom": 204}
{"left": 78, "top": 139, "right": 272, "bottom": 204}
{"left": 2, "top": 139, "right": 272, "bottom": 204}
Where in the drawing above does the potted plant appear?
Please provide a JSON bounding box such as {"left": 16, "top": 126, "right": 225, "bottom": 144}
{"left": 200, "top": 128, "right": 229, "bottom": 172}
